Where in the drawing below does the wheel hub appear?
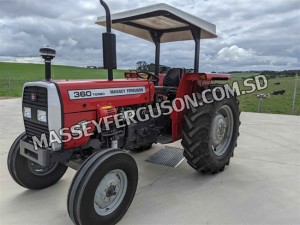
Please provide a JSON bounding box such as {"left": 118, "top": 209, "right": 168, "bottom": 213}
{"left": 94, "top": 169, "right": 128, "bottom": 216}
{"left": 94, "top": 174, "right": 121, "bottom": 209}
{"left": 211, "top": 113, "right": 227, "bottom": 146}
{"left": 28, "top": 161, "right": 57, "bottom": 176}
{"left": 106, "top": 185, "right": 117, "bottom": 198}
{"left": 210, "top": 105, "right": 234, "bottom": 157}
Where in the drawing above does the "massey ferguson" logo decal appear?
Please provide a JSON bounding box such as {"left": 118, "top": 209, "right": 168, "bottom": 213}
{"left": 68, "top": 87, "right": 146, "bottom": 100}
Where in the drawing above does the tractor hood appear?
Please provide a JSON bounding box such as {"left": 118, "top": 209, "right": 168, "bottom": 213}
{"left": 96, "top": 3, "right": 217, "bottom": 43}
{"left": 55, "top": 79, "right": 155, "bottom": 114}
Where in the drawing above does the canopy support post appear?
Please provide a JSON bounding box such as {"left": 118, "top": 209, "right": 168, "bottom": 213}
{"left": 150, "top": 31, "right": 163, "bottom": 76}
{"left": 191, "top": 27, "right": 201, "bottom": 73}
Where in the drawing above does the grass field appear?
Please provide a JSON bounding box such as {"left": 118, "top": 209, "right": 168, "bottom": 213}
{"left": 213, "top": 76, "right": 300, "bottom": 115}
{"left": 0, "top": 62, "right": 299, "bottom": 115}
{"left": 0, "top": 62, "right": 126, "bottom": 97}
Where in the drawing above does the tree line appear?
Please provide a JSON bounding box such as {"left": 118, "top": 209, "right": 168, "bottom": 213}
{"left": 136, "top": 61, "right": 171, "bottom": 73}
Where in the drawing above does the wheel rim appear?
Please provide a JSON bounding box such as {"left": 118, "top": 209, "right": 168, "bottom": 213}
{"left": 94, "top": 169, "right": 128, "bottom": 216}
{"left": 28, "top": 161, "right": 58, "bottom": 176}
{"left": 210, "top": 105, "right": 234, "bottom": 157}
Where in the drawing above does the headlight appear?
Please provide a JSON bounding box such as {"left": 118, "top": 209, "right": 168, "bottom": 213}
{"left": 24, "top": 107, "right": 31, "bottom": 118}
{"left": 37, "top": 110, "right": 47, "bottom": 123}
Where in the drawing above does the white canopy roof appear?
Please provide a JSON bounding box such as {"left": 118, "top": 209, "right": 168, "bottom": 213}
{"left": 96, "top": 3, "right": 217, "bottom": 43}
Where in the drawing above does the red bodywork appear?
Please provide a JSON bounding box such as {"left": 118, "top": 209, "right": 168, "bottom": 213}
{"left": 55, "top": 72, "right": 230, "bottom": 150}
{"left": 55, "top": 79, "right": 154, "bottom": 149}
{"left": 171, "top": 72, "right": 231, "bottom": 140}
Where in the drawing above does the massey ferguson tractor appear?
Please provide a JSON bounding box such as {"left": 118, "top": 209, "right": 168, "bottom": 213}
{"left": 7, "top": 1, "right": 240, "bottom": 224}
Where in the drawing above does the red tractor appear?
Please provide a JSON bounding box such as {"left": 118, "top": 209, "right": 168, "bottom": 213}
{"left": 7, "top": 1, "right": 240, "bottom": 225}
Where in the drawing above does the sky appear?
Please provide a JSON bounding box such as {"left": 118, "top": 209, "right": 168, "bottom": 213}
{"left": 0, "top": 0, "right": 299, "bottom": 72}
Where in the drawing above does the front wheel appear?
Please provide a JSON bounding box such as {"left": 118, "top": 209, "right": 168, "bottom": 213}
{"left": 181, "top": 91, "right": 240, "bottom": 174}
{"left": 7, "top": 132, "right": 68, "bottom": 189}
{"left": 67, "top": 149, "right": 138, "bottom": 225}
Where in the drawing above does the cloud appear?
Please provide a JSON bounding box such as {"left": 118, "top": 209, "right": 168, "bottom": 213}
{"left": 59, "top": 38, "right": 78, "bottom": 47}
{"left": 215, "top": 45, "right": 298, "bottom": 70}
{"left": 217, "top": 45, "right": 256, "bottom": 62}
{"left": 0, "top": 0, "right": 299, "bottom": 71}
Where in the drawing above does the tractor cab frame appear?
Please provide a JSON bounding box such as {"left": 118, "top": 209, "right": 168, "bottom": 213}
{"left": 96, "top": 2, "right": 231, "bottom": 141}
{"left": 97, "top": 3, "right": 217, "bottom": 76}
{"left": 96, "top": 3, "right": 229, "bottom": 78}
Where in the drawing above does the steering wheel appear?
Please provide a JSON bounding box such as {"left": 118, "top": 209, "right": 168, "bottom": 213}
{"left": 136, "top": 71, "right": 159, "bottom": 84}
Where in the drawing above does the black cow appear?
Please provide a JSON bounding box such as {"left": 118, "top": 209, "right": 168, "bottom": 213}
{"left": 272, "top": 90, "right": 285, "bottom": 95}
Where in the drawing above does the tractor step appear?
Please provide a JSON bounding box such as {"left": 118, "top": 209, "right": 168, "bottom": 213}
{"left": 146, "top": 146, "right": 184, "bottom": 168}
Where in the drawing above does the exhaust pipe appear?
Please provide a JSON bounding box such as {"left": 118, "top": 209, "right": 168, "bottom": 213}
{"left": 100, "top": 0, "right": 117, "bottom": 81}
{"left": 39, "top": 47, "right": 56, "bottom": 81}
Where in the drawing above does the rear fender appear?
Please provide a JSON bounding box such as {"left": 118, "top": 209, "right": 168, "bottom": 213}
{"left": 170, "top": 72, "right": 231, "bottom": 141}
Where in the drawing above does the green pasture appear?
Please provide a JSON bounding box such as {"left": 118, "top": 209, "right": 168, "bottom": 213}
{"left": 0, "top": 62, "right": 299, "bottom": 115}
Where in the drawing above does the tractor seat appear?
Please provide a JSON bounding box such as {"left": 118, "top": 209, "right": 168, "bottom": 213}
{"left": 163, "top": 68, "right": 185, "bottom": 87}
{"left": 155, "top": 68, "right": 184, "bottom": 95}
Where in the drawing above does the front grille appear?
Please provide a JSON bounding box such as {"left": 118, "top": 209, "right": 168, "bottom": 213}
{"left": 23, "top": 86, "right": 49, "bottom": 142}
{"left": 24, "top": 120, "right": 50, "bottom": 142}
{"left": 23, "top": 86, "right": 48, "bottom": 108}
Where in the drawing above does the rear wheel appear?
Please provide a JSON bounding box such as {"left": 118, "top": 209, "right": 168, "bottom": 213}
{"left": 68, "top": 149, "right": 138, "bottom": 225}
{"left": 181, "top": 90, "right": 240, "bottom": 174}
{"left": 7, "top": 132, "right": 68, "bottom": 189}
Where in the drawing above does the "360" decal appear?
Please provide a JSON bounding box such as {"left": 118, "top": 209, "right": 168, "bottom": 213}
{"left": 68, "top": 87, "right": 146, "bottom": 100}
